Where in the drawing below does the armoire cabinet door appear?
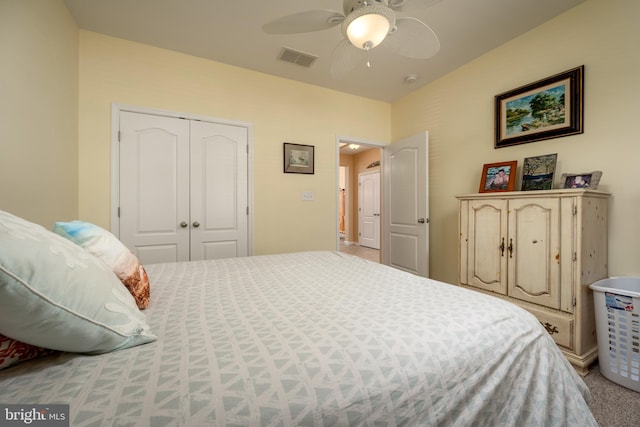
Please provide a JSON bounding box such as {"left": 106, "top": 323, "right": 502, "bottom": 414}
{"left": 467, "top": 199, "right": 508, "bottom": 294}
{"left": 507, "top": 198, "right": 561, "bottom": 309}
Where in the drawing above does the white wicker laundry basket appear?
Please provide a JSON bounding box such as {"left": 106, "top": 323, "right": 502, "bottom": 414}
{"left": 590, "top": 277, "right": 640, "bottom": 392}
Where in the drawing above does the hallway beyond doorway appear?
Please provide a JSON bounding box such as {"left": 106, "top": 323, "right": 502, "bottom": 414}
{"left": 340, "top": 240, "right": 380, "bottom": 263}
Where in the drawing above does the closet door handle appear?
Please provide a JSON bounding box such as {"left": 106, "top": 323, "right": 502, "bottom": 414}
{"left": 508, "top": 238, "right": 513, "bottom": 258}
{"left": 180, "top": 221, "right": 188, "bottom": 228}
{"left": 192, "top": 221, "right": 200, "bottom": 228}
{"left": 500, "top": 238, "right": 505, "bottom": 256}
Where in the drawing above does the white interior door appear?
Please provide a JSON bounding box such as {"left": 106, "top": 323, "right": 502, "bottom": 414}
{"left": 118, "top": 111, "right": 249, "bottom": 264}
{"left": 119, "top": 112, "right": 190, "bottom": 264}
{"left": 382, "top": 132, "right": 429, "bottom": 277}
{"left": 190, "top": 121, "right": 248, "bottom": 260}
{"left": 358, "top": 171, "right": 380, "bottom": 249}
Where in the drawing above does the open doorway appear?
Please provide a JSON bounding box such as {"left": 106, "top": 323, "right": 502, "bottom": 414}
{"left": 336, "top": 137, "right": 384, "bottom": 263}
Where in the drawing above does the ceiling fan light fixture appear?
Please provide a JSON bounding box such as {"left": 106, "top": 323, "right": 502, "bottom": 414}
{"left": 342, "top": 5, "right": 395, "bottom": 50}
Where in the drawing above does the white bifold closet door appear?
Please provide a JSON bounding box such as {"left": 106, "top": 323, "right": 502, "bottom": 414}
{"left": 119, "top": 111, "right": 248, "bottom": 264}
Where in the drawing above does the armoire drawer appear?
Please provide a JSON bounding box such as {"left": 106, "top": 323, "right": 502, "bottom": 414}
{"left": 525, "top": 306, "right": 574, "bottom": 350}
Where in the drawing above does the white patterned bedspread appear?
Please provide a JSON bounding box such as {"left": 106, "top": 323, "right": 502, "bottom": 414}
{"left": 0, "top": 251, "right": 596, "bottom": 426}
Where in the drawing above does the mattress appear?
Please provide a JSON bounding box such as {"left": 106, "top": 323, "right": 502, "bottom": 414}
{"left": 0, "top": 251, "right": 597, "bottom": 426}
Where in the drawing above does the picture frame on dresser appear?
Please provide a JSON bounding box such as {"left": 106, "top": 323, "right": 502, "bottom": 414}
{"left": 479, "top": 161, "right": 518, "bottom": 193}
{"left": 521, "top": 153, "right": 557, "bottom": 191}
{"left": 560, "top": 171, "right": 602, "bottom": 189}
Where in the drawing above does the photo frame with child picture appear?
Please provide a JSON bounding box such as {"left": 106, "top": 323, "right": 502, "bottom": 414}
{"left": 479, "top": 161, "right": 517, "bottom": 192}
{"left": 560, "top": 171, "right": 602, "bottom": 189}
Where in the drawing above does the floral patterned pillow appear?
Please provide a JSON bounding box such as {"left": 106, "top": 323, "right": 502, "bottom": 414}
{"left": 53, "top": 221, "right": 150, "bottom": 309}
{"left": 0, "top": 334, "right": 54, "bottom": 371}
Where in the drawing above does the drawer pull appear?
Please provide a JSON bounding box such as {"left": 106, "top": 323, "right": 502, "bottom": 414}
{"left": 541, "top": 322, "right": 559, "bottom": 335}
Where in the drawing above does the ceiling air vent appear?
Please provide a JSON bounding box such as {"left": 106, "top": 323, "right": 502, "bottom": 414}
{"left": 278, "top": 47, "right": 318, "bottom": 68}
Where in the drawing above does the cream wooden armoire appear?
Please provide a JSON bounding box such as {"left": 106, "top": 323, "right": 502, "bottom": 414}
{"left": 457, "top": 189, "right": 609, "bottom": 375}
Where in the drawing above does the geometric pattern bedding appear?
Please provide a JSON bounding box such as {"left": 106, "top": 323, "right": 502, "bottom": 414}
{"left": 0, "top": 251, "right": 597, "bottom": 426}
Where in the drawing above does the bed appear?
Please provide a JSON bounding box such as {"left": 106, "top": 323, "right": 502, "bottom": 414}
{"left": 0, "top": 241, "right": 597, "bottom": 426}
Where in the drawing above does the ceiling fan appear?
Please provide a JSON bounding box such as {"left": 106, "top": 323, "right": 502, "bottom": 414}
{"left": 263, "top": 0, "right": 443, "bottom": 77}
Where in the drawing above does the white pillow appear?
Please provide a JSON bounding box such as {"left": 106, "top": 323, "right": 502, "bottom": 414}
{"left": 0, "top": 210, "right": 156, "bottom": 354}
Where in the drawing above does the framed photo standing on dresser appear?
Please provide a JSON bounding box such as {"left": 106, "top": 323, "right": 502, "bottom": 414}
{"left": 479, "top": 161, "right": 518, "bottom": 193}
{"left": 521, "top": 153, "right": 557, "bottom": 191}
{"left": 561, "top": 171, "right": 602, "bottom": 189}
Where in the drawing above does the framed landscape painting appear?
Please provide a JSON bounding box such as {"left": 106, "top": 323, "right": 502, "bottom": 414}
{"left": 495, "top": 66, "right": 584, "bottom": 148}
{"left": 521, "top": 153, "right": 558, "bottom": 191}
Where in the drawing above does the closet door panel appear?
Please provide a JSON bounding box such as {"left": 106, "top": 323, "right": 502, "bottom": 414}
{"left": 119, "top": 112, "right": 190, "bottom": 264}
{"left": 190, "top": 121, "right": 248, "bottom": 261}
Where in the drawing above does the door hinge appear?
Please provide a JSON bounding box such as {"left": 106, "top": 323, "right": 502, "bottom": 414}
{"left": 246, "top": 206, "right": 249, "bottom": 216}
{"left": 572, "top": 252, "right": 577, "bottom": 261}
{"left": 118, "top": 130, "right": 121, "bottom": 142}
{"left": 573, "top": 205, "right": 577, "bottom": 215}
{"left": 572, "top": 297, "right": 577, "bottom": 307}
{"left": 117, "top": 207, "right": 120, "bottom": 218}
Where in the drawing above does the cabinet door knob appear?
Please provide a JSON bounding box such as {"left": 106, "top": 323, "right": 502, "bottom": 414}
{"left": 192, "top": 221, "right": 200, "bottom": 228}
{"left": 180, "top": 221, "right": 188, "bottom": 228}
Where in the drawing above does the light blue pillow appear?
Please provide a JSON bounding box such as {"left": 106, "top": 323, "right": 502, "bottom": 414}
{"left": 0, "top": 210, "right": 156, "bottom": 354}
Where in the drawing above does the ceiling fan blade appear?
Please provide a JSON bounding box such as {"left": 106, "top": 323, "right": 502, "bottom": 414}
{"left": 262, "top": 10, "right": 345, "bottom": 34}
{"left": 384, "top": 17, "right": 440, "bottom": 59}
{"left": 388, "top": 0, "right": 444, "bottom": 12}
{"left": 330, "top": 39, "right": 365, "bottom": 78}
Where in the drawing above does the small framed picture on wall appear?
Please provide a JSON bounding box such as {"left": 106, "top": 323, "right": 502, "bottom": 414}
{"left": 283, "top": 143, "right": 314, "bottom": 174}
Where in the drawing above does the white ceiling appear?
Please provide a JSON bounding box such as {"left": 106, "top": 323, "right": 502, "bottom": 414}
{"left": 63, "top": 0, "right": 584, "bottom": 103}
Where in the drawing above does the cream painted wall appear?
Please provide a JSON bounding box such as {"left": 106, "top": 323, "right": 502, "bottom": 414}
{"left": 5, "top": 0, "right": 635, "bottom": 280}
{"left": 78, "top": 31, "right": 390, "bottom": 255}
{"left": 391, "top": 0, "right": 640, "bottom": 283}
{"left": 0, "top": 0, "right": 78, "bottom": 226}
